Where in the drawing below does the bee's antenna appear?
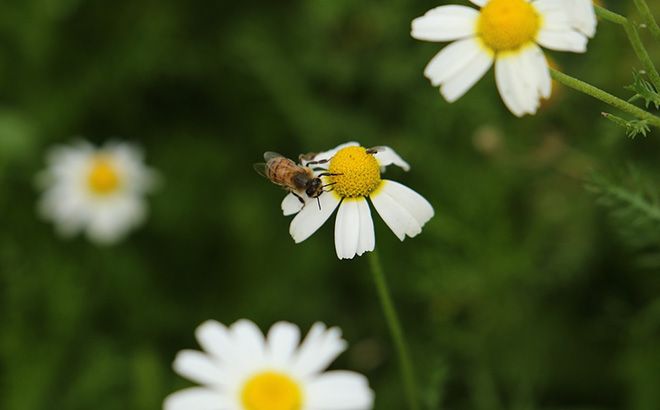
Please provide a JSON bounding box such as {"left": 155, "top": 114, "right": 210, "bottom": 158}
{"left": 322, "top": 182, "right": 337, "bottom": 192}
{"left": 317, "top": 197, "right": 321, "bottom": 211}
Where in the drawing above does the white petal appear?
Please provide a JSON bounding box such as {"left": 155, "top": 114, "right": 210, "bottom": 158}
{"left": 469, "top": 0, "right": 489, "bottom": 6}
{"left": 537, "top": 30, "right": 587, "bottom": 53}
{"left": 85, "top": 197, "right": 145, "bottom": 245}
{"left": 411, "top": 5, "right": 479, "bottom": 42}
{"left": 266, "top": 321, "right": 301, "bottom": 367}
{"left": 567, "top": 0, "right": 597, "bottom": 37}
{"left": 495, "top": 56, "right": 523, "bottom": 116}
{"left": 164, "top": 387, "right": 231, "bottom": 410}
{"left": 303, "top": 142, "right": 360, "bottom": 166}
{"left": 173, "top": 350, "right": 227, "bottom": 387}
{"left": 527, "top": 45, "right": 552, "bottom": 99}
{"left": 441, "top": 48, "right": 493, "bottom": 102}
{"left": 495, "top": 49, "right": 546, "bottom": 117}
{"left": 230, "top": 319, "right": 266, "bottom": 371}
{"left": 370, "top": 181, "right": 432, "bottom": 241}
{"left": 282, "top": 193, "right": 304, "bottom": 216}
{"left": 535, "top": 5, "right": 588, "bottom": 53}
{"left": 306, "top": 371, "right": 374, "bottom": 410}
{"left": 356, "top": 198, "right": 375, "bottom": 257}
{"left": 195, "top": 320, "right": 235, "bottom": 364}
{"left": 292, "top": 323, "right": 347, "bottom": 378}
{"left": 372, "top": 146, "right": 410, "bottom": 171}
{"left": 334, "top": 200, "right": 360, "bottom": 260}
{"left": 289, "top": 192, "right": 341, "bottom": 243}
{"left": 424, "top": 38, "right": 483, "bottom": 87}
{"left": 378, "top": 180, "right": 434, "bottom": 228}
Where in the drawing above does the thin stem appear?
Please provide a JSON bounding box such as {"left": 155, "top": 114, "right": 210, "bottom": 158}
{"left": 633, "top": 0, "right": 660, "bottom": 40}
{"left": 549, "top": 68, "right": 660, "bottom": 129}
{"left": 368, "top": 250, "right": 419, "bottom": 410}
{"left": 595, "top": 5, "right": 627, "bottom": 25}
{"left": 594, "top": 5, "right": 660, "bottom": 89}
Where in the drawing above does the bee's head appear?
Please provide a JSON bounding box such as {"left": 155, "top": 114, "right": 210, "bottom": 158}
{"left": 305, "top": 178, "right": 323, "bottom": 198}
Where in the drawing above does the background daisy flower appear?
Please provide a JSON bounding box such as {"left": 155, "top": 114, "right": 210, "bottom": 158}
{"left": 164, "top": 319, "right": 374, "bottom": 410}
{"left": 37, "top": 140, "right": 157, "bottom": 245}
{"left": 411, "top": 0, "right": 596, "bottom": 117}
{"left": 281, "top": 142, "right": 434, "bottom": 260}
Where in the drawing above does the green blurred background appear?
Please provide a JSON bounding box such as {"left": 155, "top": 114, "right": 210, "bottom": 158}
{"left": 1, "top": 0, "right": 659, "bottom": 409}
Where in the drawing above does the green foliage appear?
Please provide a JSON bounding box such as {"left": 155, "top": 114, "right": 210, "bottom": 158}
{"left": 586, "top": 168, "right": 660, "bottom": 266}
{"left": 0, "top": 1, "right": 659, "bottom": 410}
{"left": 626, "top": 70, "right": 660, "bottom": 109}
{"left": 602, "top": 112, "right": 651, "bottom": 138}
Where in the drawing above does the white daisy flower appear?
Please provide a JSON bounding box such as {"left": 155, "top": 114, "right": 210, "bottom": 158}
{"left": 411, "top": 0, "right": 597, "bottom": 117}
{"left": 37, "top": 140, "right": 157, "bottom": 245}
{"left": 164, "top": 319, "right": 374, "bottom": 410}
{"left": 282, "top": 142, "right": 434, "bottom": 260}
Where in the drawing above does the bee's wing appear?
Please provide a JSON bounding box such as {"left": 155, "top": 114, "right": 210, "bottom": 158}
{"left": 253, "top": 162, "right": 269, "bottom": 178}
{"left": 263, "top": 151, "right": 284, "bottom": 162}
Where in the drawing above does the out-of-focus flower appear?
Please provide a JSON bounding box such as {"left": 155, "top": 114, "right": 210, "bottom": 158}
{"left": 411, "top": 0, "right": 596, "bottom": 117}
{"left": 37, "top": 140, "right": 157, "bottom": 245}
{"left": 164, "top": 319, "right": 374, "bottom": 410}
{"left": 282, "top": 142, "right": 434, "bottom": 260}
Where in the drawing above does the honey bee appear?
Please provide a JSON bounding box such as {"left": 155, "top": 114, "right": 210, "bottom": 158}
{"left": 254, "top": 152, "right": 336, "bottom": 206}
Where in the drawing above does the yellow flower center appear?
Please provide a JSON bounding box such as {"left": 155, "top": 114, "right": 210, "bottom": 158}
{"left": 87, "top": 156, "right": 121, "bottom": 195}
{"left": 328, "top": 146, "right": 381, "bottom": 198}
{"left": 241, "top": 372, "right": 303, "bottom": 410}
{"left": 477, "top": 0, "right": 541, "bottom": 52}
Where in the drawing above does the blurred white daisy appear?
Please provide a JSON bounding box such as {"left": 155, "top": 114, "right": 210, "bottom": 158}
{"left": 282, "top": 142, "right": 434, "bottom": 260}
{"left": 38, "top": 140, "right": 156, "bottom": 245}
{"left": 164, "top": 319, "right": 374, "bottom": 410}
{"left": 411, "top": 0, "right": 597, "bottom": 117}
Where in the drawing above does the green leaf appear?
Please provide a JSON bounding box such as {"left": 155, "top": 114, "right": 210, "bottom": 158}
{"left": 626, "top": 70, "right": 660, "bottom": 109}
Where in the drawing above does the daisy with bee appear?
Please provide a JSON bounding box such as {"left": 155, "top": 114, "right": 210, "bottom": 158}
{"left": 256, "top": 142, "right": 434, "bottom": 260}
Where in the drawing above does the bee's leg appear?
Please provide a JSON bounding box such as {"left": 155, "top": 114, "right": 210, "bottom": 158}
{"left": 292, "top": 192, "right": 305, "bottom": 204}
{"left": 366, "top": 147, "right": 381, "bottom": 155}
{"left": 317, "top": 197, "right": 322, "bottom": 210}
{"left": 305, "top": 158, "right": 330, "bottom": 166}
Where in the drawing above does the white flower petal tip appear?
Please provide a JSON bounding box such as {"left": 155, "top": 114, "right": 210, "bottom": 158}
{"left": 372, "top": 146, "right": 410, "bottom": 171}
{"left": 164, "top": 388, "right": 230, "bottom": 410}
{"left": 289, "top": 192, "right": 341, "bottom": 243}
{"left": 281, "top": 193, "right": 304, "bottom": 216}
{"left": 37, "top": 140, "right": 156, "bottom": 245}
{"left": 334, "top": 198, "right": 375, "bottom": 260}
{"left": 494, "top": 45, "right": 552, "bottom": 117}
{"left": 564, "top": 0, "right": 597, "bottom": 38}
{"left": 371, "top": 180, "right": 434, "bottom": 241}
{"left": 306, "top": 371, "right": 375, "bottom": 409}
{"left": 411, "top": 5, "right": 479, "bottom": 42}
{"left": 166, "top": 319, "right": 372, "bottom": 410}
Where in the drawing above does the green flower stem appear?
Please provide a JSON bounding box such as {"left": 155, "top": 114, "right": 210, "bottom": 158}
{"left": 594, "top": 5, "right": 627, "bottom": 25}
{"left": 633, "top": 0, "right": 660, "bottom": 40}
{"left": 368, "top": 250, "right": 419, "bottom": 410}
{"left": 549, "top": 68, "right": 660, "bottom": 129}
{"left": 594, "top": 5, "right": 660, "bottom": 90}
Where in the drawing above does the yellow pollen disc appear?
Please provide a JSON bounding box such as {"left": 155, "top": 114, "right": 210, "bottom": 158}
{"left": 241, "top": 372, "right": 303, "bottom": 410}
{"left": 477, "top": 0, "right": 541, "bottom": 52}
{"left": 328, "top": 146, "right": 381, "bottom": 198}
{"left": 87, "top": 156, "right": 121, "bottom": 195}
